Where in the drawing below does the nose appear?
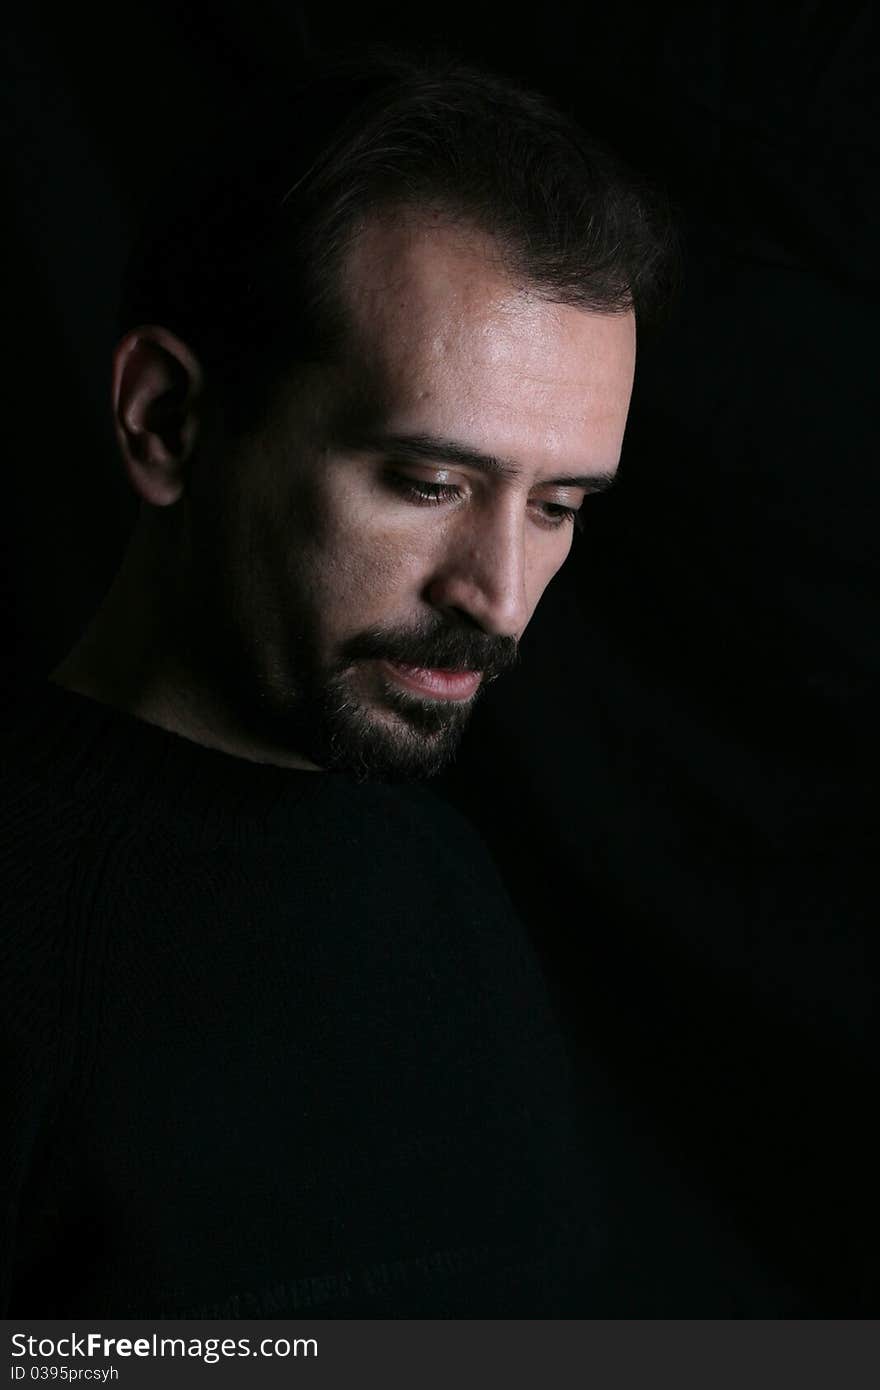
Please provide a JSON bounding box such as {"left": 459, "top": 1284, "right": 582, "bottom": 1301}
{"left": 422, "top": 501, "right": 530, "bottom": 637}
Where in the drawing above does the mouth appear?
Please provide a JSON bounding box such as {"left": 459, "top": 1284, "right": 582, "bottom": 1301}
{"left": 379, "top": 659, "right": 483, "bottom": 702}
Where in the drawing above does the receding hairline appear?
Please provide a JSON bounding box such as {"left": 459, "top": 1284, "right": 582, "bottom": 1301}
{"left": 115, "top": 54, "right": 672, "bottom": 438}
{"left": 312, "top": 198, "right": 639, "bottom": 395}
{"left": 333, "top": 198, "right": 638, "bottom": 329}
{"left": 296, "top": 203, "right": 636, "bottom": 453}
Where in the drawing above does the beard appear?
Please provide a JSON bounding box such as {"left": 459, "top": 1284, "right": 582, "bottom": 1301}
{"left": 315, "top": 670, "right": 475, "bottom": 780}
{"left": 246, "top": 615, "right": 519, "bottom": 782}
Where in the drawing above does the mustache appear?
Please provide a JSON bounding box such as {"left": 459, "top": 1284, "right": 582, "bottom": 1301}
{"left": 339, "top": 620, "right": 519, "bottom": 683}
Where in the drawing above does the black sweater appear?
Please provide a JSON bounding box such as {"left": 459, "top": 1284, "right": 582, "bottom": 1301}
{"left": 0, "top": 683, "right": 600, "bottom": 1317}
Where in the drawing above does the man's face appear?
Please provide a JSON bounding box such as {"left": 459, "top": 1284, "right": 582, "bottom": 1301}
{"left": 190, "top": 212, "right": 636, "bottom": 778}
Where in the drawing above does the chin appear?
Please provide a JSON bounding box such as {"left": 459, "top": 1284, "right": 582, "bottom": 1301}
{"left": 246, "top": 661, "right": 475, "bottom": 781}
{"left": 319, "top": 697, "right": 471, "bottom": 782}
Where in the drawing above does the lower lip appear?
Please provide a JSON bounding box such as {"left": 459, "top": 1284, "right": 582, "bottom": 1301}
{"left": 381, "top": 660, "right": 482, "bottom": 701}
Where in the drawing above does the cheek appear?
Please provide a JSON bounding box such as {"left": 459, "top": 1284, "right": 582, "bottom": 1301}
{"left": 291, "top": 490, "right": 430, "bottom": 627}
{"left": 525, "top": 529, "right": 575, "bottom": 615}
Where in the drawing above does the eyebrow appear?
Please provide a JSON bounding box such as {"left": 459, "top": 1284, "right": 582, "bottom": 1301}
{"left": 348, "top": 431, "right": 618, "bottom": 493}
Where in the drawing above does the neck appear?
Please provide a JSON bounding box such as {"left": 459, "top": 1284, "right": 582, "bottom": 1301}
{"left": 51, "top": 510, "right": 321, "bottom": 773}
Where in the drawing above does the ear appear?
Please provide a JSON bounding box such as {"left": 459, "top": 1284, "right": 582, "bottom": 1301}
{"left": 112, "top": 326, "right": 205, "bottom": 506}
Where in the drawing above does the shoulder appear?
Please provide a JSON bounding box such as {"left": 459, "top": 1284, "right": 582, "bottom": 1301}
{"left": 0, "top": 687, "right": 104, "bottom": 894}
{"left": 346, "top": 780, "right": 538, "bottom": 971}
{"left": 0, "top": 686, "right": 118, "bottom": 1044}
{"left": 0, "top": 698, "right": 86, "bottom": 1142}
{"left": 321, "top": 775, "right": 511, "bottom": 892}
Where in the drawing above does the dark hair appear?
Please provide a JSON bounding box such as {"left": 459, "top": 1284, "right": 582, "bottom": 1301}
{"left": 119, "top": 52, "right": 675, "bottom": 430}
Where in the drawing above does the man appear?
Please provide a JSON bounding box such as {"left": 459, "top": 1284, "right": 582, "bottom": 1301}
{"left": 0, "top": 56, "right": 667, "bottom": 1315}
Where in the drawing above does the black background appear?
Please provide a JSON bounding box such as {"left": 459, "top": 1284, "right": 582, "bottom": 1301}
{"left": 3, "top": 1, "right": 878, "bottom": 1313}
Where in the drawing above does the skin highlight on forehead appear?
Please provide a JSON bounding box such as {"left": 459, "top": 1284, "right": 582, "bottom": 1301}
{"left": 334, "top": 207, "right": 636, "bottom": 487}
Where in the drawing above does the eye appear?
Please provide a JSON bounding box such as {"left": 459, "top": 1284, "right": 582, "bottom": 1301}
{"left": 384, "top": 471, "right": 464, "bottom": 506}
{"left": 531, "top": 500, "right": 585, "bottom": 533}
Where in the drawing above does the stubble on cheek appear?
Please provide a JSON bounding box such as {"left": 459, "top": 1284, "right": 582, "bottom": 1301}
{"left": 290, "top": 462, "right": 424, "bottom": 668}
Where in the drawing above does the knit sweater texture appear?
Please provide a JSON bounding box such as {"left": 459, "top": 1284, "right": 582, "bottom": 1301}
{"left": 0, "top": 682, "right": 599, "bottom": 1317}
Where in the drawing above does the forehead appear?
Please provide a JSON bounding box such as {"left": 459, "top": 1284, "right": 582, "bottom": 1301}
{"left": 335, "top": 209, "right": 636, "bottom": 473}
